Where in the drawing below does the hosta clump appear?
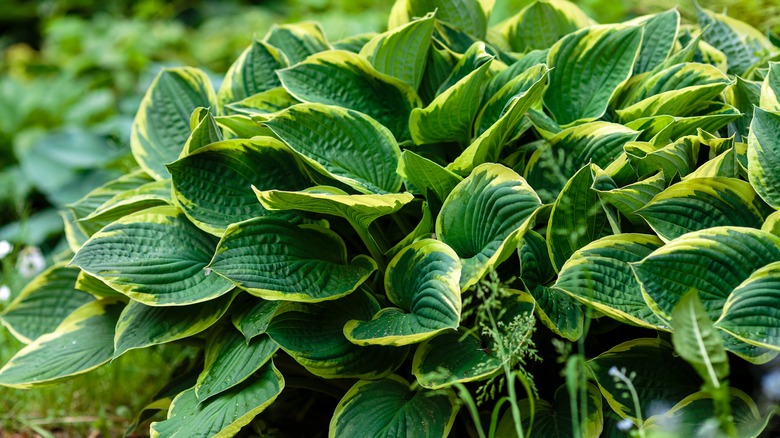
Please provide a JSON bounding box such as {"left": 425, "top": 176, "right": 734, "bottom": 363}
{"left": 4, "top": 0, "right": 780, "bottom": 436}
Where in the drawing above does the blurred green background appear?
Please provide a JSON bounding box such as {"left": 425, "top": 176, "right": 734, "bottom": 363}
{"left": 0, "top": 0, "right": 779, "bottom": 435}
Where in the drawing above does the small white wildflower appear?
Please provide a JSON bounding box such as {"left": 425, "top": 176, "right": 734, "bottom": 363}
{"left": 0, "top": 285, "right": 10, "bottom": 301}
{"left": 608, "top": 366, "right": 620, "bottom": 377}
{"left": 616, "top": 418, "right": 634, "bottom": 431}
{"left": 0, "top": 240, "right": 12, "bottom": 259}
{"left": 17, "top": 246, "right": 45, "bottom": 278}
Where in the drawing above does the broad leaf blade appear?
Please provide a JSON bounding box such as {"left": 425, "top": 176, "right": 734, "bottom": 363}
{"left": 671, "top": 292, "right": 729, "bottom": 387}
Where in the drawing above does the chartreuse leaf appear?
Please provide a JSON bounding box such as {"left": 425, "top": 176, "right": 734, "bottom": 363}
{"left": 265, "top": 103, "right": 402, "bottom": 194}
{"left": 555, "top": 234, "right": 666, "bottom": 329}
{"left": 685, "top": 143, "right": 739, "bottom": 180}
{"left": 641, "top": 388, "right": 779, "bottom": 438}
{"left": 625, "top": 135, "right": 700, "bottom": 179}
{"left": 592, "top": 171, "right": 665, "bottom": 225}
{"left": 484, "top": 50, "right": 548, "bottom": 100}
{"left": 214, "top": 114, "right": 272, "bottom": 138}
{"left": 501, "top": 383, "right": 603, "bottom": 438}
{"left": 637, "top": 177, "right": 772, "bottom": 241}
{"left": 329, "top": 375, "right": 458, "bottom": 438}
{"left": 448, "top": 67, "right": 548, "bottom": 175}
{"left": 78, "top": 179, "right": 172, "bottom": 234}
{"left": 150, "top": 361, "right": 283, "bottom": 438}
{"left": 716, "top": 261, "right": 780, "bottom": 351}
{"left": 225, "top": 87, "right": 298, "bottom": 117}
{"left": 217, "top": 39, "right": 286, "bottom": 106}
{"left": 437, "top": 163, "right": 542, "bottom": 289}
{"left": 408, "top": 48, "right": 492, "bottom": 144}
{"left": 263, "top": 22, "right": 330, "bottom": 65}
{"left": 399, "top": 150, "right": 462, "bottom": 205}
{"left": 231, "top": 297, "right": 281, "bottom": 341}
{"left": 169, "top": 137, "right": 311, "bottom": 236}
{"left": 131, "top": 67, "right": 216, "bottom": 180}
{"left": 277, "top": 50, "right": 421, "bottom": 141}
{"left": 673, "top": 291, "right": 729, "bottom": 389}
{"left": 266, "top": 289, "right": 409, "bottom": 379}
{"left": 344, "top": 239, "right": 460, "bottom": 346}
{"left": 412, "top": 292, "right": 535, "bottom": 388}
{"left": 525, "top": 122, "right": 639, "bottom": 199}
{"left": 474, "top": 63, "right": 548, "bottom": 138}
{"left": 209, "top": 218, "right": 376, "bottom": 302}
{"left": 71, "top": 206, "right": 234, "bottom": 306}
{"left": 359, "top": 12, "right": 434, "bottom": 89}
{"left": 696, "top": 4, "right": 775, "bottom": 76}
{"left": 1, "top": 264, "right": 94, "bottom": 344}
{"left": 628, "top": 9, "right": 679, "bottom": 74}
{"left": 760, "top": 62, "right": 780, "bottom": 110}
{"left": 195, "top": 325, "right": 278, "bottom": 402}
{"left": 499, "top": 0, "right": 593, "bottom": 53}
{"left": 588, "top": 339, "right": 701, "bottom": 423}
{"left": 748, "top": 108, "right": 780, "bottom": 208}
{"left": 547, "top": 165, "right": 611, "bottom": 272}
{"left": 75, "top": 271, "right": 123, "bottom": 299}
{"left": 631, "top": 226, "right": 780, "bottom": 323}
{"left": 0, "top": 299, "right": 123, "bottom": 388}
{"left": 545, "top": 25, "right": 643, "bottom": 125}
{"left": 113, "top": 292, "right": 236, "bottom": 357}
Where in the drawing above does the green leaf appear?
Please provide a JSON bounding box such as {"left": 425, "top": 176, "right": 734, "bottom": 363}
{"left": 587, "top": 338, "right": 701, "bottom": 422}
{"left": 277, "top": 50, "right": 421, "bottom": 141}
{"left": 631, "top": 226, "right": 780, "bottom": 322}
{"left": 71, "top": 206, "right": 234, "bottom": 306}
{"left": 0, "top": 299, "right": 123, "bottom": 388}
{"left": 641, "top": 388, "right": 778, "bottom": 438}
{"left": 555, "top": 234, "right": 666, "bottom": 329}
{"left": 547, "top": 165, "right": 611, "bottom": 272}
{"left": 399, "top": 150, "right": 462, "bottom": 206}
{"left": 673, "top": 288, "right": 731, "bottom": 393}
{"left": 499, "top": 0, "right": 594, "bottom": 53}
{"left": 716, "top": 261, "right": 780, "bottom": 351}
{"left": 629, "top": 9, "right": 680, "bottom": 74}
{"left": 131, "top": 67, "right": 217, "bottom": 180}
{"left": 529, "top": 285, "right": 584, "bottom": 341}
{"left": 333, "top": 33, "right": 377, "bottom": 53}
{"left": 169, "top": 137, "right": 311, "bottom": 236}
{"left": 760, "top": 62, "right": 780, "bottom": 111}
{"left": 214, "top": 114, "right": 273, "bottom": 138}
{"left": 685, "top": 143, "right": 739, "bottom": 180}
{"left": 409, "top": 47, "right": 492, "bottom": 144}
{"left": 637, "top": 177, "right": 771, "bottom": 241}
{"left": 263, "top": 22, "right": 331, "bottom": 65}
{"left": 728, "top": 76, "right": 762, "bottom": 141}
{"left": 625, "top": 135, "right": 700, "bottom": 180}
{"left": 360, "top": 12, "right": 434, "bottom": 89}
{"left": 405, "top": 0, "right": 490, "bottom": 39}
{"left": 544, "top": 24, "right": 643, "bottom": 125}
{"left": 696, "top": 4, "right": 774, "bottom": 76}
{"left": 503, "top": 383, "right": 603, "bottom": 438}
{"left": 265, "top": 103, "right": 402, "bottom": 194}
{"left": 525, "top": 122, "right": 639, "bottom": 200}
{"left": 437, "top": 163, "right": 542, "bottom": 289}
{"left": 255, "top": 186, "right": 414, "bottom": 232}
{"left": 517, "top": 230, "right": 556, "bottom": 289}
{"left": 224, "top": 88, "right": 298, "bottom": 117}
{"left": 217, "top": 39, "right": 287, "bottom": 106}
{"left": 266, "top": 289, "right": 409, "bottom": 379}
{"left": 329, "top": 375, "right": 458, "bottom": 438}
{"left": 78, "top": 180, "right": 172, "bottom": 235}
{"left": 113, "top": 292, "right": 236, "bottom": 357}
{"left": 196, "top": 326, "right": 278, "bottom": 401}
{"left": 75, "top": 271, "right": 123, "bottom": 299}
{"left": 344, "top": 239, "right": 461, "bottom": 346}
{"left": 763, "top": 210, "right": 780, "bottom": 236}
{"left": 209, "top": 218, "right": 376, "bottom": 302}
{"left": 448, "top": 66, "right": 549, "bottom": 175}
{"left": 1, "top": 264, "right": 94, "bottom": 343}
{"left": 182, "top": 107, "right": 222, "bottom": 155}
{"left": 747, "top": 107, "right": 780, "bottom": 208}
{"left": 231, "top": 297, "right": 281, "bottom": 341}
{"left": 592, "top": 171, "right": 666, "bottom": 225}
{"left": 150, "top": 361, "right": 284, "bottom": 438}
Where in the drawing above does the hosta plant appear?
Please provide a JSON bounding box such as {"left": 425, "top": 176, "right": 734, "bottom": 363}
{"left": 3, "top": 0, "right": 780, "bottom": 436}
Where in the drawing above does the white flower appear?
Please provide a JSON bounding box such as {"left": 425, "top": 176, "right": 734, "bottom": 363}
{"left": 17, "top": 246, "right": 45, "bottom": 278}
{"left": 762, "top": 369, "right": 780, "bottom": 401}
{"left": 0, "top": 285, "right": 10, "bottom": 302}
{"left": 0, "top": 240, "right": 12, "bottom": 259}
{"left": 616, "top": 418, "right": 634, "bottom": 431}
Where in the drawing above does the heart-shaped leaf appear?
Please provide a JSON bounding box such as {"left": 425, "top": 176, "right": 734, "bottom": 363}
{"left": 217, "top": 39, "right": 287, "bottom": 106}
{"left": 263, "top": 22, "right": 330, "bottom": 65}
{"left": 499, "top": 0, "right": 594, "bottom": 53}
{"left": 344, "top": 239, "right": 461, "bottom": 346}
